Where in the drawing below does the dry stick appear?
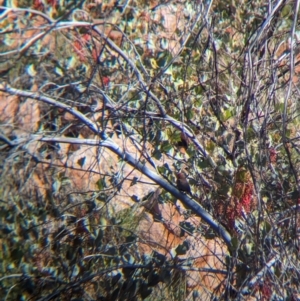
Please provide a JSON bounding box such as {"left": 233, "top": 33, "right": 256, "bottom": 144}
{"left": 0, "top": 5, "right": 86, "bottom": 57}
{"left": 92, "top": 26, "right": 166, "bottom": 116}
{"left": 38, "top": 262, "right": 227, "bottom": 301}
{"left": 35, "top": 133, "right": 232, "bottom": 248}
{"left": 91, "top": 26, "right": 214, "bottom": 165}
{"left": 0, "top": 83, "right": 230, "bottom": 246}
{"left": 97, "top": 87, "right": 214, "bottom": 165}
{"left": 0, "top": 9, "right": 213, "bottom": 164}
{"left": 240, "top": 254, "right": 280, "bottom": 295}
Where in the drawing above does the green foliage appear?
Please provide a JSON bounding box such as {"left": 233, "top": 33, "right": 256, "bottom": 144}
{"left": 1, "top": 0, "right": 300, "bottom": 300}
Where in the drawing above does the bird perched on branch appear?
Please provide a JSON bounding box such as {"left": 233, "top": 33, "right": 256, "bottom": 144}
{"left": 177, "top": 132, "right": 190, "bottom": 154}
{"left": 176, "top": 172, "right": 191, "bottom": 195}
{"left": 180, "top": 132, "right": 190, "bottom": 149}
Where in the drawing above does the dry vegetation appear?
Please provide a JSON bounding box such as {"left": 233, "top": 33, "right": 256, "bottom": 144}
{"left": 1, "top": 0, "right": 300, "bottom": 300}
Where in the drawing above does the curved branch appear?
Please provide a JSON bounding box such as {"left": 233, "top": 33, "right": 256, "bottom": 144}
{"left": 0, "top": 83, "right": 100, "bottom": 134}
{"left": 0, "top": 84, "right": 225, "bottom": 242}
{"left": 240, "top": 254, "right": 280, "bottom": 295}
{"left": 92, "top": 26, "right": 167, "bottom": 117}
{"left": 95, "top": 87, "right": 215, "bottom": 166}
{"left": 28, "top": 134, "right": 232, "bottom": 247}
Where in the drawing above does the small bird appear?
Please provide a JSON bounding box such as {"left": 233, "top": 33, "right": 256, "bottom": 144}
{"left": 176, "top": 172, "right": 191, "bottom": 194}
{"left": 177, "top": 132, "right": 190, "bottom": 154}
{"left": 179, "top": 132, "right": 190, "bottom": 149}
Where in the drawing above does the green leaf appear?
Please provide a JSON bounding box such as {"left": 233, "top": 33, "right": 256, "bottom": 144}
{"left": 52, "top": 179, "right": 61, "bottom": 195}
{"left": 152, "top": 148, "right": 162, "bottom": 160}
{"left": 231, "top": 236, "right": 239, "bottom": 251}
{"left": 221, "top": 108, "right": 233, "bottom": 122}
{"left": 160, "top": 140, "right": 173, "bottom": 153}
{"left": 77, "top": 156, "right": 86, "bottom": 167}
{"left": 244, "top": 242, "right": 253, "bottom": 255}
{"left": 96, "top": 178, "right": 107, "bottom": 191}
{"left": 130, "top": 176, "right": 139, "bottom": 187}
{"left": 186, "top": 108, "right": 194, "bottom": 120}
{"left": 10, "top": 248, "right": 24, "bottom": 262}
{"left": 175, "top": 241, "right": 189, "bottom": 255}
{"left": 157, "top": 50, "right": 172, "bottom": 68}
{"left": 125, "top": 235, "right": 136, "bottom": 243}
{"left": 179, "top": 221, "right": 195, "bottom": 235}
{"left": 197, "top": 158, "right": 211, "bottom": 169}
{"left": 281, "top": 5, "right": 292, "bottom": 17}
{"left": 140, "top": 283, "right": 152, "bottom": 299}
{"left": 157, "top": 163, "right": 173, "bottom": 176}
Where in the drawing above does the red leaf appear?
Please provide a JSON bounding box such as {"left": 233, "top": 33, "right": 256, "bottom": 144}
{"left": 103, "top": 76, "right": 110, "bottom": 87}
